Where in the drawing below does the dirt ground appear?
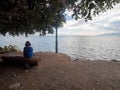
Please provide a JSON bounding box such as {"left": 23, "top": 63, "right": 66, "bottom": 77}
{"left": 0, "top": 52, "right": 120, "bottom": 90}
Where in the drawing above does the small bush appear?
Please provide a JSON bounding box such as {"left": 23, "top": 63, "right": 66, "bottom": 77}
{"left": 0, "top": 45, "right": 21, "bottom": 53}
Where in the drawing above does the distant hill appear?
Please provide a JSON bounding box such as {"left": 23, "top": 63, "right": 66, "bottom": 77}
{"left": 99, "top": 33, "right": 120, "bottom": 36}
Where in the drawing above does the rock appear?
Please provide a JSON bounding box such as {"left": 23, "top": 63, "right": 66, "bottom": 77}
{"left": 111, "top": 59, "right": 118, "bottom": 62}
{"left": 25, "top": 69, "right": 30, "bottom": 72}
{"left": 13, "top": 74, "right": 17, "bottom": 78}
{"left": 25, "top": 63, "right": 31, "bottom": 69}
{"left": 9, "top": 82, "right": 21, "bottom": 89}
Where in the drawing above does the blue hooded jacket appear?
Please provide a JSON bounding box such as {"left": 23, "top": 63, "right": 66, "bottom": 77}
{"left": 23, "top": 46, "right": 33, "bottom": 58}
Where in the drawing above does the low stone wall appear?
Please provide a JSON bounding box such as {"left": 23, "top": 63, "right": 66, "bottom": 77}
{"left": 1, "top": 56, "right": 40, "bottom": 68}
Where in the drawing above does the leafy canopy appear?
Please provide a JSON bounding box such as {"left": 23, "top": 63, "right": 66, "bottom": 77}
{"left": 72, "top": 0, "right": 120, "bottom": 21}
{"left": 0, "top": 0, "right": 120, "bottom": 36}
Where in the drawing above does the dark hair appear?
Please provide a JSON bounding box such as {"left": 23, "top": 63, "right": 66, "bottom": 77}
{"left": 25, "top": 41, "right": 31, "bottom": 47}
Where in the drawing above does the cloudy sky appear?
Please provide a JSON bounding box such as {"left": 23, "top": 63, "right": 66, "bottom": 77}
{"left": 58, "top": 3, "right": 120, "bottom": 36}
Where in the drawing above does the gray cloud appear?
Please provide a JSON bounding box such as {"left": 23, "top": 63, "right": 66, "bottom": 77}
{"left": 59, "top": 3, "right": 120, "bottom": 35}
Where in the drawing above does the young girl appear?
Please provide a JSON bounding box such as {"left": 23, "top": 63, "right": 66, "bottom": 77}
{"left": 23, "top": 41, "right": 33, "bottom": 58}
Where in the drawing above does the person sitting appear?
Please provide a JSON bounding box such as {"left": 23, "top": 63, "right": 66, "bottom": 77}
{"left": 23, "top": 41, "right": 33, "bottom": 58}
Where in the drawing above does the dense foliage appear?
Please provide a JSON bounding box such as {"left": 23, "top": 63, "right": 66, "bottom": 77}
{"left": 73, "top": 0, "right": 120, "bottom": 21}
{"left": 0, "top": 0, "right": 120, "bottom": 36}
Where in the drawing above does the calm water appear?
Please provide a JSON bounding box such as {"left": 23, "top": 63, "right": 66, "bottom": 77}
{"left": 0, "top": 35, "right": 120, "bottom": 61}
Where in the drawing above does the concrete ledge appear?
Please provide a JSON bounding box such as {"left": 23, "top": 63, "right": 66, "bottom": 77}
{"left": 1, "top": 56, "right": 40, "bottom": 68}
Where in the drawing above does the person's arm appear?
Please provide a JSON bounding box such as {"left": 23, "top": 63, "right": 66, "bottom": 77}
{"left": 31, "top": 47, "right": 33, "bottom": 53}
{"left": 31, "top": 47, "right": 33, "bottom": 56}
{"left": 23, "top": 47, "right": 26, "bottom": 57}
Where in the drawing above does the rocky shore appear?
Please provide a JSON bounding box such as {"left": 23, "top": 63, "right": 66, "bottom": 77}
{"left": 0, "top": 52, "right": 120, "bottom": 90}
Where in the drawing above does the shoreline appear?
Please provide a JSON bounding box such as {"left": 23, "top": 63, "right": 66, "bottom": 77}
{"left": 0, "top": 52, "right": 120, "bottom": 90}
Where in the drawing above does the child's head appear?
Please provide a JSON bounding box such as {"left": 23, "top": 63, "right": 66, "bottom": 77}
{"left": 25, "top": 41, "right": 31, "bottom": 47}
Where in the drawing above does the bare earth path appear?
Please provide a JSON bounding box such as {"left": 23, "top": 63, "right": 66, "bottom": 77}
{"left": 0, "top": 52, "right": 120, "bottom": 90}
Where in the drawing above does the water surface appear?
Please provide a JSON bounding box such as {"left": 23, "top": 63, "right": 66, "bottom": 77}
{"left": 0, "top": 35, "right": 120, "bottom": 61}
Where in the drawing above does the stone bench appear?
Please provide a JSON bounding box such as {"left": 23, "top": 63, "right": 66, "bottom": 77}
{"left": 1, "top": 56, "right": 40, "bottom": 68}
